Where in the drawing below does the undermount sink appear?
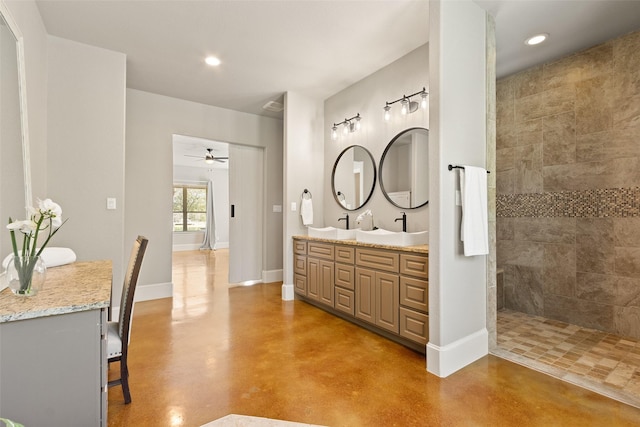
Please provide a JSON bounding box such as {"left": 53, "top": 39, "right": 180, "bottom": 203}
{"left": 356, "top": 229, "right": 428, "bottom": 247}
{"left": 307, "top": 226, "right": 357, "bottom": 240}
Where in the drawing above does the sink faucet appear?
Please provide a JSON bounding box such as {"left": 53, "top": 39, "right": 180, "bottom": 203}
{"left": 395, "top": 212, "right": 407, "bottom": 232}
{"left": 338, "top": 213, "right": 350, "bottom": 230}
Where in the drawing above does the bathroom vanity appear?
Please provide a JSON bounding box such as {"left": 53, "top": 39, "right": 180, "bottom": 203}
{"left": 0, "top": 260, "right": 112, "bottom": 427}
{"left": 293, "top": 236, "right": 428, "bottom": 353}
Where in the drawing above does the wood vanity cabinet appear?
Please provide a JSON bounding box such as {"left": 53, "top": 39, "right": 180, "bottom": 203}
{"left": 293, "top": 237, "right": 428, "bottom": 352}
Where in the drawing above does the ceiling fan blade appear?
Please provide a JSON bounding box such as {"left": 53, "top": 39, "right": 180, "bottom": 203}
{"left": 184, "top": 154, "right": 203, "bottom": 158}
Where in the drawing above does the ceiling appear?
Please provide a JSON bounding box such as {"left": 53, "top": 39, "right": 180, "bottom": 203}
{"left": 35, "top": 0, "right": 640, "bottom": 123}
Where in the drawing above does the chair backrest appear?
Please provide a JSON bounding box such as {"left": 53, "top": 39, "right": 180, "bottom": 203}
{"left": 118, "top": 236, "right": 149, "bottom": 345}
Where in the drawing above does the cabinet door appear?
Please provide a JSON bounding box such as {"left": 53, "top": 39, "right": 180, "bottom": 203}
{"left": 355, "top": 267, "right": 375, "bottom": 324}
{"left": 318, "top": 259, "right": 334, "bottom": 307}
{"left": 307, "top": 257, "right": 321, "bottom": 301}
{"left": 294, "top": 273, "right": 307, "bottom": 296}
{"left": 400, "top": 307, "right": 429, "bottom": 345}
{"left": 335, "top": 263, "right": 355, "bottom": 290}
{"left": 335, "top": 287, "right": 355, "bottom": 315}
{"left": 294, "top": 254, "right": 307, "bottom": 276}
{"left": 376, "top": 272, "right": 399, "bottom": 333}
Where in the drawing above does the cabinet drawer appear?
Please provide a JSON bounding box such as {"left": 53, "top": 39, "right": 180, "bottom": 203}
{"left": 399, "top": 307, "right": 429, "bottom": 345}
{"left": 400, "top": 254, "right": 428, "bottom": 279}
{"left": 335, "top": 246, "right": 355, "bottom": 264}
{"left": 294, "top": 274, "right": 307, "bottom": 296}
{"left": 308, "top": 242, "right": 335, "bottom": 260}
{"left": 294, "top": 254, "right": 307, "bottom": 276}
{"left": 294, "top": 240, "right": 307, "bottom": 255}
{"left": 334, "top": 287, "right": 355, "bottom": 316}
{"left": 400, "top": 276, "right": 428, "bottom": 313}
{"left": 356, "top": 248, "right": 399, "bottom": 273}
{"left": 335, "top": 263, "right": 355, "bottom": 290}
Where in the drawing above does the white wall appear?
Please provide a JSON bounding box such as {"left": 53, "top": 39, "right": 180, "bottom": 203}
{"left": 47, "top": 36, "right": 127, "bottom": 305}
{"left": 126, "top": 89, "right": 283, "bottom": 299}
{"left": 324, "top": 44, "right": 429, "bottom": 232}
{"left": 172, "top": 164, "right": 229, "bottom": 251}
{"left": 282, "top": 91, "right": 325, "bottom": 299}
{"left": 427, "top": 0, "right": 488, "bottom": 377}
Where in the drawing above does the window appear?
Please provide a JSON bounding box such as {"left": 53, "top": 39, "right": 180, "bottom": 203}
{"left": 173, "top": 185, "right": 207, "bottom": 232}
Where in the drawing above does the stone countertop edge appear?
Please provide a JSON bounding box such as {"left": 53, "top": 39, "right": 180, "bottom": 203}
{"left": 0, "top": 260, "right": 112, "bottom": 323}
{"left": 293, "top": 235, "right": 428, "bottom": 254}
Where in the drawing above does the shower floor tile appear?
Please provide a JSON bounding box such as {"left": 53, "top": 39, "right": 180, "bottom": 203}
{"left": 494, "top": 309, "right": 640, "bottom": 409}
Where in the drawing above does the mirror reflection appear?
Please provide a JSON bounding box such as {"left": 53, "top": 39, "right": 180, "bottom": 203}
{"left": 331, "top": 145, "right": 376, "bottom": 211}
{"left": 0, "top": 11, "right": 27, "bottom": 260}
{"left": 379, "top": 127, "right": 429, "bottom": 209}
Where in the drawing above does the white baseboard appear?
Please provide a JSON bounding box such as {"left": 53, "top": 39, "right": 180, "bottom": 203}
{"left": 426, "top": 328, "right": 488, "bottom": 377}
{"left": 263, "top": 269, "right": 283, "bottom": 283}
{"left": 281, "top": 284, "right": 294, "bottom": 300}
{"left": 172, "top": 241, "right": 229, "bottom": 252}
{"left": 135, "top": 281, "right": 173, "bottom": 302}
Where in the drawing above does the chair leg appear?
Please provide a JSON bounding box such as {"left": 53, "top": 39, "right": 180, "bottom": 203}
{"left": 120, "top": 359, "right": 132, "bottom": 404}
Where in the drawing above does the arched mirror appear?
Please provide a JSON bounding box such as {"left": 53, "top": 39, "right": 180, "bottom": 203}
{"left": 379, "top": 127, "right": 428, "bottom": 209}
{"left": 331, "top": 145, "right": 376, "bottom": 211}
{"left": 0, "top": 4, "right": 32, "bottom": 261}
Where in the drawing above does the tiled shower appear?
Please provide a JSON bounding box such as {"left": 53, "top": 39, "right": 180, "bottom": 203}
{"left": 496, "top": 28, "right": 640, "bottom": 340}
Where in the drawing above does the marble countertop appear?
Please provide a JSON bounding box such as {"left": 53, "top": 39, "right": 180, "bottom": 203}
{"left": 293, "top": 235, "right": 428, "bottom": 254}
{"left": 0, "top": 260, "right": 112, "bottom": 323}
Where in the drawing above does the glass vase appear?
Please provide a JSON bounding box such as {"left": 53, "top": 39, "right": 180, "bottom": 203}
{"left": 5, "top": 255, "right": 46, "bottom": 296}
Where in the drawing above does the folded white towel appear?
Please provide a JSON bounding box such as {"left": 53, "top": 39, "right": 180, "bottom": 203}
{"left": 2, "top": 247, "right": 77, "bottom": 269}
{"left": 460, "top": 166, "right": 489, "bottom": 256}
{"left": 300, "top": 198, "right": 313, "bottom": 225}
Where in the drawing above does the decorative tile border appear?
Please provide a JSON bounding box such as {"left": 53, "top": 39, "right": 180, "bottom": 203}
{"left": 497, "top": 187, "right": 640, "bottom": 218}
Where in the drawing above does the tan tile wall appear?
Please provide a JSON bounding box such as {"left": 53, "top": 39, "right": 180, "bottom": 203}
{"left": 496, "top": 30, "right": 640, "bottom": 339}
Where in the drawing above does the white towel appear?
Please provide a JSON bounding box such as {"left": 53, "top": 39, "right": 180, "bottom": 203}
{"left": 460, "top": 166, "right": 489, "bottom": 256}
{"left": 300, "top": 198, "right": 313, "bottom": 225}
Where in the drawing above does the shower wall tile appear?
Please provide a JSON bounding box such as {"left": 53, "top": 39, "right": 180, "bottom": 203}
{"left": 616, "top": 276, "right": 640, "bottom": 308}
{"left": 516, "top": 119, "right": 542, "bottom": 146}
{"left": 514, "top": 65, "right": 544, "bottom": 99}
{"left": 613, "top": 94, "right": 640, "bottom": 129}
{"left": 544, "top": 244, "right": 576, "bottom": 297}
{"left": 497, "top": 240, "right": 543, "bottom": 268}
{"left": 575, "top": 75, "right": 613, "bottom": 136}
{"left": 496, "top": 147, "right": 514, "bottom": 172}
{"left": 576, "top": 272, "right": 617, "bottom": 305}
{"left": 496, "top": 169, "right": 514, "bottom": 195}
{"left": 615, "top": 247, "right": 640, "bottom": 279}
{"left": 614, "top": 218, "right": 640, "bottom": 247}
{"left": 543, "top": 112, "right": 576, "bottom": 166}
{"left": 513, "top": 217, "right": 575, "bottom": 244}
{"left": 613, "top": 31, "right": 640, "bottom": 99}
{"left": 576, "top": 218, "right": 615, "bottom": 274}
{"left": 496, "top": 217, "right": 514, "bottom": 241}
{"left": 576, "top": 130, "right": 611, "bottom": 163}
{"left": 514, "top": 143, "right": 543, "bottom": 193}
{"left": 544, "top": 85, "right": 576, "bottom": 118}
{"left": 515, "top": 93, "right": 545, "bottom": 123}
{"left": 614, "top": 306, "right": 640, "bottom": 339}
{"left": 544, "top": 295, "right": 614, "bottom": 332}
{"left": 504, "top": 265, "right": 544, "bottom": 316}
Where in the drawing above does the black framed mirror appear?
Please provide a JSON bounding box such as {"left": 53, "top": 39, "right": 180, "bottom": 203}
{"left": 379, "top": 127, "right": 428, "bottom": 209}
{"left": 331, "top": 145, "right": 376, "bottom": 211}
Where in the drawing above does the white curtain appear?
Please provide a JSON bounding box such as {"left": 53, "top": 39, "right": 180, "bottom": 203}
{"left": 200, "top": 180, "right": 217, "bottom": 250}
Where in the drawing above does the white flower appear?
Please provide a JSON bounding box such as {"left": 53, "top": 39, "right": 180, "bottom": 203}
{"left": 6, "top": 219, "right": 37, "bottom": 234}
{"left": 37, "top": 198, "right": 63, "bottom": 228}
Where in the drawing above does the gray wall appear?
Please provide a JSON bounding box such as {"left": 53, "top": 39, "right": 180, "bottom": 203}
{"left": 126, "top": 89, "right": 283, "bottom": 297}
{"left": 47, "top": 36, "right": 126, "bottom": 303}
{"left": 324, "top": 44, "right": 429, "bottom": 233}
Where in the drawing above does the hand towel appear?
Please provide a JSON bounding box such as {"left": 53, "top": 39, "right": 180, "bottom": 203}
{"left": 301, "top": 198, "right": 314, "bottom": 225}
{"left": 460, "top": 166, "right": 489, "bottom": 256}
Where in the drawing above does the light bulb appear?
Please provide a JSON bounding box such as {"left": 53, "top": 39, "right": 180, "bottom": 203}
{"left": 205, "top": 56, "right": 221, "bottom": 66}
{"left": 331, "top": 125, "right": 338, "bottom": 141}
{"left": 421, "top": 92, "right": 428, "bottom": 109}
{"left": 383, "top": 105, "right": 391, "bottom": 121}
{"left": 355, "top": 116, "right": 361, "bottom": 131}
{"left": 401, "top": 98, "right": 409, "bottom": 115}
{"left": 343, "top": 122, "right": 350, "bottom": 135}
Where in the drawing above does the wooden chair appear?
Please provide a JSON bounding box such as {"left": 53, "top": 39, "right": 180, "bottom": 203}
{"left": 107, "top": 235, "right": 149, "bottom": 404}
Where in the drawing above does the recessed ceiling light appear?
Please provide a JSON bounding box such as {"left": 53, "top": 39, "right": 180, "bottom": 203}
{"left": 205, "top": 56, "right": 221, "bottom": 66}
{"left": 525, "top": 33, "right": 549, "bottom": 46}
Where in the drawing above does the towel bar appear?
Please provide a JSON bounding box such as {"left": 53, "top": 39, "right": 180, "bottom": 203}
{"left": 448, "top": 164, "right": 490, "bottom": 173}
{"left": 302, "top": 189, "right": 312, "bottom": 199}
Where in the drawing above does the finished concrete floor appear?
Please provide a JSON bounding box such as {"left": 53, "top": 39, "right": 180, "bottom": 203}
{"left": 107, "top": 250, "right": 640, "bottom": 426}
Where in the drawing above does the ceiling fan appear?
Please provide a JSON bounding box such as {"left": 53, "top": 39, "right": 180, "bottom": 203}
{"left": 185, "top": 148, "right": 228, "bottom": 164}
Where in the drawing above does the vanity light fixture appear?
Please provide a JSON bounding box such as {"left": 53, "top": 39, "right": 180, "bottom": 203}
{"left": 383, "top": 87, "right": 428, "bottom": 121}
{"left": 331, "top": 113, "right": 361, "bottom": 141}
{"left": 205, "top": 56, "right": 221, "bottom": 66}
{"left": 525, "top": 33, "right": 548, "bottom": 46}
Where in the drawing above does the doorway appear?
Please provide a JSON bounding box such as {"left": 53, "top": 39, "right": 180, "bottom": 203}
{"left": 172, "top": 134, "right": 264, "bottom": 285}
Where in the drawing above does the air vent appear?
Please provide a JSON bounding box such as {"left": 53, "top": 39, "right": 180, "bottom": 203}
{"left": 262, "top": 100, "right": 284, "bottom": 112}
